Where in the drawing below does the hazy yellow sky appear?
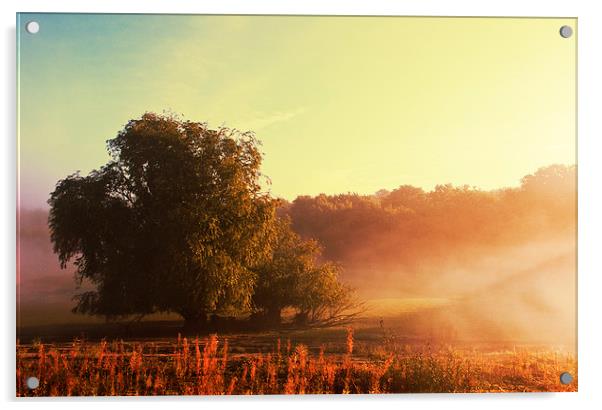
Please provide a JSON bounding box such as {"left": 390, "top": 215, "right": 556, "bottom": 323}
{"left": 18, "top": 15, "right": 576, "bottom": 206}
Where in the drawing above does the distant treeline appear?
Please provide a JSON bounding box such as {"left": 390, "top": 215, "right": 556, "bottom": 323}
{"left": 281, "top": 164, "right": 576, "bottom": 282}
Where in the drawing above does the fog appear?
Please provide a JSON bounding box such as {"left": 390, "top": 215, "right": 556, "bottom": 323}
{"left": 286, "top": 165, "right": 576, "bottom": 349}
{"left": 17, "top": 211, "right": 577, "bottom": 350}
{"left": 17, "top": 209, "right": 100, "bottom": 326}
{"left": 351, "top": 236, "right": 576, "bottom": 349}
{"left": 17, "top": 165, "right": 577, "bottom": 351}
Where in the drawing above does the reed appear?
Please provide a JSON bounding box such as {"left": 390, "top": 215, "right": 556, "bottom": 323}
{"left": 16, "top": 331, "right": 577, "bottom": 396}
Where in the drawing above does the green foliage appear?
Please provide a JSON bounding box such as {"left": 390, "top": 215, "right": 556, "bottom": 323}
{"left": 49, "top": 113, "right": 277, "bottom": 323}
{"left": 253, "top": 217, "right": 358, "bottom": 326}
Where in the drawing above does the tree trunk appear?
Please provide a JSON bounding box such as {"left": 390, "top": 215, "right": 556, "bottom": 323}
{"left": 249, "top": 307, "right": 281, "bottom": 328}
{"left": 294, "top": 311, "right": 309, "bottom": 327}
{"left": 266, "top": 307, "right": 282, "bottom": 326}
{"left": 181, "top": 310, "right": 208, "bottom": 332}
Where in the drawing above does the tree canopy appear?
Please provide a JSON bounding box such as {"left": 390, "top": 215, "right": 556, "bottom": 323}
{"left": 284, "top": 164, "right": 576, "bottom": 289}
{"left": 252, "top": 217, "right": 359, "bottom": 327}
{"left": 49, "top": 113, "right": 278, "bottom": 325}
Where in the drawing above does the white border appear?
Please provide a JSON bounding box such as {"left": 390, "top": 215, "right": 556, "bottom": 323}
{"left": 2, "top": 1, "right": 601, "bottom": 409}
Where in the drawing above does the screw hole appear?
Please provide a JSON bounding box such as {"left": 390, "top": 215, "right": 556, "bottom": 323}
{"left": 559, "top": 372, "right": 573, "bottom": 384}
{"left": 25, "top": 21, "right": 40, "bottom": 34}
{"left": 559, "top": 25, "right": 573, "bottom": 39}
{"left": 26, "top": 376, "right": 40, "bottom": 389}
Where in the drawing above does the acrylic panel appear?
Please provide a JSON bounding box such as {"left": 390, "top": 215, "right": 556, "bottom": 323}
{"left": 16, "top": 14, "right": 577, "bottom": 396}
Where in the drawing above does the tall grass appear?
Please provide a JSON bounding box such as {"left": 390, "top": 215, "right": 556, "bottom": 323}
{"left": 16, "top": 330, "right": 577, "bottom": 396}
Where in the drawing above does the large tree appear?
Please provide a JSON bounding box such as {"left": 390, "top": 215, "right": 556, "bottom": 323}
{"left": 49, "top": 113, "right": 276, "bottom": 327}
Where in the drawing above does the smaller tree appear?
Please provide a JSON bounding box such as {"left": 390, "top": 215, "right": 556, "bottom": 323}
{"left": 291, "top": 261, "right": 359, "bottom": 327}
{"left": 252, "top": 217, "right": 362, "bottom": 327}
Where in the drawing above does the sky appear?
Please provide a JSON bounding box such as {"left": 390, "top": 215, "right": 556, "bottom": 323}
{"left": 17, "top": 14, "right": 576, "bottom": 208}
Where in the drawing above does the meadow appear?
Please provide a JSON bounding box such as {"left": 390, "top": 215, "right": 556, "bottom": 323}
{"left": 16, "top": 324, "right": 577, "bottom": 396}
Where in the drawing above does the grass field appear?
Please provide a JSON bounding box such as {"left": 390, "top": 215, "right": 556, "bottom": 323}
{"left": 16, "top": 324, "right": 577, "bottom": 396}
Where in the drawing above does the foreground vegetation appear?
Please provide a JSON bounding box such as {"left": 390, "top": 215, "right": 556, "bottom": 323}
{"left": 17, "top": 329, "right": 576, "bottom": 396}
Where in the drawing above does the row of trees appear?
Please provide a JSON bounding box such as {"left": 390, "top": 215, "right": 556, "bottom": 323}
{"left": 48, "top": 113, "right": 356, "bottom": 329}
{"left": 283, "top": 164, "right": 576, "bottom": 285}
